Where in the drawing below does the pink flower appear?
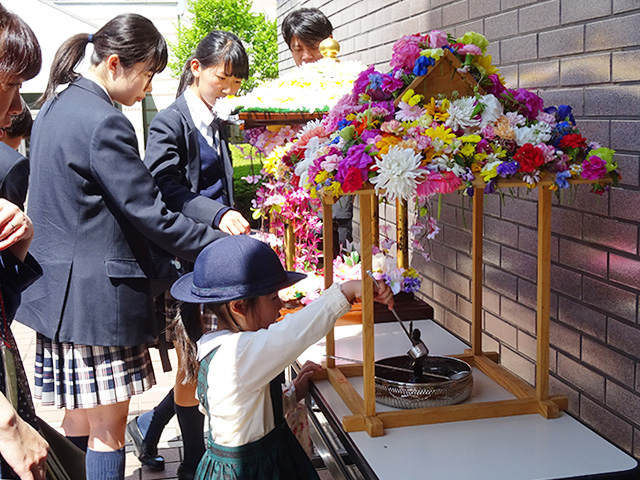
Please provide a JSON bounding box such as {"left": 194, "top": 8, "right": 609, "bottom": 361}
{"left": 455, "top": 43, "right": 482, "bottom": 56}
{"left": 416, "top": 171, "right": 462, "bottom": 198}
{"left": 390, "top": 34, "right": 426, "bottom": 71}
{"left": 581, "top": 155, "right": 608, "bottom": 180}
{"left": 427, "top": 30, "right": 449, "bottom": 48}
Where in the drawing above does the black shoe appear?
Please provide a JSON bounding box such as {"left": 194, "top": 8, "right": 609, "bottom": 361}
{"left": 177, "top": 463, "right": 196, "bottom": 480}
{"left": 126, "top": 416, "right": 165, "bottom": 470}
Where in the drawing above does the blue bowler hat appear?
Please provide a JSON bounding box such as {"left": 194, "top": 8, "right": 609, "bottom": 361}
{"left": 171, "top": 235, "right": 307, "bottom": 304}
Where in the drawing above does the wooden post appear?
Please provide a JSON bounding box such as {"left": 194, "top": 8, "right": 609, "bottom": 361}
{"left": 371, "top": 195, "right": 379, "bottom": 248}
{"left": 284, "top": 221, "right": 295, "bottom": 271}
{"left": 536, "top": 186, "right": 552, "bottom": 401}
{"left": 471, "top": 188, "right": 484, "bottom": 355}
{"left": 396, "top": 199, "right": 409, "bottom": 269}
{"left": 323, "top": 197, "right": 335, "bottom": 368}
{"left": 359, "top": 193, "right": 376, "bottom": 419}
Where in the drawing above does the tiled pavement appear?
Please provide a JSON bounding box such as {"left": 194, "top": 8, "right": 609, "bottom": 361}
{"left": 12, "top": 321, "right": 334, "bottom": 480}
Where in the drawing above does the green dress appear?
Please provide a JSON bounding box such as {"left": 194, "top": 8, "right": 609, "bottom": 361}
{"left": 195, "top": 347, "right": 319, "bottom": 480}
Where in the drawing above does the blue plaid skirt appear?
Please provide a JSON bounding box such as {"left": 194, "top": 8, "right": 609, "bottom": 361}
{"left": 34, "top": 333, "right": 155, "bottom": 409}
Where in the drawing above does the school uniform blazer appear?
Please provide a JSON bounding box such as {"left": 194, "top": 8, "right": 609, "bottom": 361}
{"left": 18, "top": 78, "right": 226, "bottom": 347}
{"left": 144, "top": 92, "right": 235, "bottom": 227}
{"left": 0, "top": 142, "right": 29, "bottom": 210}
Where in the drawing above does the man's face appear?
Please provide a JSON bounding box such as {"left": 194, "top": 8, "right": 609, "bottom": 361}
{"left": 290, "top": 35, "right": 324, "bottom": 66}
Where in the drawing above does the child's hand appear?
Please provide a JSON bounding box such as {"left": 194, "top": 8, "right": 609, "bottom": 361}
{"left": 293, "top": 361, "right": 322, "bottom": 402}
{"left": 340, "top": 279, "right": 395, "bottom": 310}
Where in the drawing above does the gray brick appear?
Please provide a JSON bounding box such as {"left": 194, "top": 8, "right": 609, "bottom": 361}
{"left": 611, "top": 121, "right": 640, "bottom": 152}
{"left": 635, "top": 428, "right": 640, "bottom": 459}
{"left": 485, "top": 264, "right": 518, "bottom": 298}
{"left": 608, "top": 319, "right": 640, "bottom": 359}
{"left": 499, "top": 64, "right": 519, "bottom": 87}
{"left": 484, "top": 192, "right": 501, "bottom": 216}
{"left": 454, "top": 19, "right": 484, "bottom": 38}
{"left": 558, "top": 353, "right": 605, "bottom": 400}
{"left": 456, "top": 252, "right": 473, "bottom": 277}
{"left": 551, "top": 206, "right": 583, "bottom": 239}
{"left": 519, "top": 59, "right": 560, "bottom": 89}
{"left": 611, "top": 187, "right": 640, "bottom": 223}
{"left": 585, "top": 85, "right": 640, "bottom": 117}
{"left": 486, "top": 312, "right": 517, "bottom": 347}
{"left": 417, "top": 8, "right": 444, "bottom": 31}
{"left": 549, "top": 375, "right": 581, "bottom": 413}
{"left": 574, "top": 119, "right": 611, "bottom": 154}
{"left": 583, "top": 338, "right": 635, "bottom": 386}
{"left": 583, "top": 214, "right": 638, "bottom": 255}
{"left": 614, "top": 0, "right": 640, "bottom": 13}
{"left": 502, "top": 0, "right": 541, "bottom": 9}
{"left": 550, "top": 320, "right": 581, "bottom": 358}
{"left": 481, "top": 331, "right": 500, "bottom": 352}
{"left": 539, "top": 88, "right": 584, "bottom": 116}
{"left": 517, "top": 329, "right": 536, "bottom": 360}
{"left": 586, "top": 14, "right": 640, "bottom": 51}
{"left": 444, "top": 309, "right": 471, "bottom": 342}
{"left": 606, "top": 381, "right": 640, "bottom": 428}
{"left": 539, "top": 25, "right": 584, "bottom": 58}
{"left": 484, "top": 216, "right": 518, "bottom": 247}
{"left": 502, "top": 346, "right": 535, "bottom": 385}
{"left": 468, "top": 0, "right": 501, "bottom": 19}
{"left": 558, "top": 238, "right": 608, "bottom": 277}
{"left": 583, "top": 276, "right": 637, "bottom": 322}
{"left": 561, "top": 53, "right": 611, "bottom": 86}
{"left": 444, "top": 268, "right": 470, "bottom": 298}
{"left": 616, "top": 153, "right": 639, "bottom": 188}
{"left": 484, "top": 11, "right": 518, "bottom": 40}
{"left": 485, "top": 41, "right": 500, "bottom": 65}
{"left": 431, "top": 243, "right": 457, "bottom": 269}
{"left": 501, "top": 34, "right": 538, "bottom": 64}
{"left": 431, "top": 0, "right": 455, "bottom": 7}
{"left": 501, "top": 195, "right": 537, "bottom": 227}
{"left": 433, "top": 283, "right": 458, "bottom": 310}
{"left": 561, "top": 0, "right": 612, "bottom": 24}
{"left": 551, "top": 264, "right": 582, "bottom": 299}
{"left": 501, "top": 246, "right": 537, "bottom": 282}
{"left": 581, "top": 396, "right": 633, "bottom": 452}
{"left": 501, "top": 296, "right": 536, "bottom": 333}
{"left": 442, "top": 0, "right": 469, "bottom": 27}
{"left": 517, "top": 225, "right": 537, "bottom": 255}
{"left": 482, "top": 286, "right": 501, "bottom": 314}
{"left": 558, "top": 296, "right": 606, "bottom": 339}
{"left": 612, "top": 50, "right": 640, "bottom": 82}
{"left": 610, "top": 253, "right": 640, "bottom": 290}
{"left": 443, "top": 225, "right": 472, "bottom": 253}
{"left": 519, "top": 0, "right": 560, "bottom": 33}
{"left": 409, "top": 0, "right": 431, "bottom": 16}
{"left": 457, "top": 295, "right": 472, "bottom": 319}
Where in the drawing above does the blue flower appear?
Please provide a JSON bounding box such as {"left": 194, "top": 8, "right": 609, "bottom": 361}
{"left": 496, "top": 161, "right": 519, "bottom": 177}
{"left": 412, "top": 56, "right": 435, "bottom": 76}
{"left": 337, "top": 119, "right": 352, "bottom": 130}
{"left": 551, "top": 121, "right": 574, "bottom": 147}
{"left": 555, "top": 170, "right": 571, "bottom": 189}
{"left": 557, "top": 105, "right": 575, "bottom": 125}
{"left": 484, "top": 179, "right": 496, "bottom": 194}
{"left": 368, "top": 73, "right": 383, "bottom": 90}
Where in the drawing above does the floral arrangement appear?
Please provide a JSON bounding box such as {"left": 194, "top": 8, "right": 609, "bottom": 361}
{"left": 273, "top": 30, "right": 616, "bottom": 204}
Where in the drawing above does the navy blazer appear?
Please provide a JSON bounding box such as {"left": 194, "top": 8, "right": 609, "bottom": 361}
{"left": 144, "top": 93, "right": 235, "bottom": 227}
{"left": 0, "top": 142, "right": 29, "bottom": 210}
{"left": 18, "top": 78, "right": 226, "bottom": 346}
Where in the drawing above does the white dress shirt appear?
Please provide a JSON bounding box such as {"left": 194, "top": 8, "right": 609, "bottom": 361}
{"left": 196, "top": 283, "right": 351, "bottom": 446}
{"left": 184, "top": 87, "right": 218, "bottom": 148}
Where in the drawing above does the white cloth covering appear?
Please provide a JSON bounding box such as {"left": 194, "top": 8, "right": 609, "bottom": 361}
{"left": 196, "top": 283, "right": 351, "bottom": 446}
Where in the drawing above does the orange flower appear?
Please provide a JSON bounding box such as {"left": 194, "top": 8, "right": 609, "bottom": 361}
{"left": 493, "top": 115, "right": 515, "bottom": 140}
{"left": 376, "top": 135, "right": 401, "bottom": 155}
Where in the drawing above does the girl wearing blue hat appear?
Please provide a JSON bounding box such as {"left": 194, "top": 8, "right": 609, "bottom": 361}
{"left": 170, "top": 235, "right": 394, "bottom": 480}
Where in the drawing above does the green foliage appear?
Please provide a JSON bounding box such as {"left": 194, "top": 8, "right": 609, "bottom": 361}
{"left": 230, "top": 144, "right": 262, "bottom": 227}
{"left": 170, "top": 0, "right": 278, "bottom": 92}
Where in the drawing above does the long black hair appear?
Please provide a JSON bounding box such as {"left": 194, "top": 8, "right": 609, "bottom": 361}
{"left": 0, "top": 5, "right": 41, "bottom": 84}
{"left": 176, "top": 30, "right": 249, "bottom": 98}
{"left": 40, "top": 13, "right": 167, "bottom": 104}
{"left": 281, "top": 8, "right": 333, "bottom": 48}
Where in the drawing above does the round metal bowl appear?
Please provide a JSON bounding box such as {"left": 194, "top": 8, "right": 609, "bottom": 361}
{"left": 374, "top": 355, "right": 473, "bottom": 409}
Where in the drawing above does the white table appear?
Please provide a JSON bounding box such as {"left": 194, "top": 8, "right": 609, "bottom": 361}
{"left": 299, "top": 320, "right": 639, "bottom": 480}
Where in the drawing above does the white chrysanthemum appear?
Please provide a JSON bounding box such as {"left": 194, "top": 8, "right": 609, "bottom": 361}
{"left": 297, "top": 119, "right": 322, "bottom": 139}
{"left": 370, "top": 146, "right": 423, "bottom": 202}
{"left": 514, "top": 123, "right": 552, "bottom": 146}
{"left": 428, "top": 154, "right": 466, "bottom": 177}
{"left": 479, "top": 94, "right": 503, "bottom": 126}
{"left": 445, "top": 97, "right": 480, "bottom": 131}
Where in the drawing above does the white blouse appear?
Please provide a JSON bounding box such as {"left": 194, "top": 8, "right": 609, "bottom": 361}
{"left": 196, "top": 283, "right": 351, "bottom": 446}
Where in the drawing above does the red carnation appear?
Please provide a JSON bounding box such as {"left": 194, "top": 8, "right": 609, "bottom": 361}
{"left": 342, "top": 166, "right": 364, "bottom": 193}
{"left": 513, "top": 144, "right": 545, "bottom": 173}
{"left": 559, "top": 133, "right": 587, "bottom": 149}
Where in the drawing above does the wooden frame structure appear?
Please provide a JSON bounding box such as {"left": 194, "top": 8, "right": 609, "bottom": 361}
{"left": 313, "top": 178, "right": 611, "bottom": 437}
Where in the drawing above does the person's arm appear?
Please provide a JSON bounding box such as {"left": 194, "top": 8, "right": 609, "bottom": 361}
{"left": 0, "top": 392, "right": 48, "bottom": 480}
{"left": 0, "top": 199, "right": 33, "bottom": 263}
{"left": 90, "top": 113, "right": 226, "bottom": 263}
{"left": 144, "top": 111, "right": 242, "bottom": 230}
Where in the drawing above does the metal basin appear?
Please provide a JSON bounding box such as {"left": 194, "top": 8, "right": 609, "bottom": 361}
{"left": 374, "top": 355, "right": 473, "bottom": 409}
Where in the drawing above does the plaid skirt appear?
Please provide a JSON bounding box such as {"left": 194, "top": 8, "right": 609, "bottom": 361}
{"left": 34, "top": 333, "right": 156, "bottom": 409}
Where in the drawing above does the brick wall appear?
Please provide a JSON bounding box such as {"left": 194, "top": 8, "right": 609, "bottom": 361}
{"left": 278, "top": 0, "right": 640, "bottom": 459}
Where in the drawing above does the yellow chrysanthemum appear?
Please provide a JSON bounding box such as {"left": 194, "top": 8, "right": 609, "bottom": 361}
{"left": 315, "top": 170, "right": 329, "bottom": 184}
{"left": 420, "top": 48, "right": 444, "bottom": 61}
{"left": 480, "top": 160, "right": 501, "bottom": 182}
{"left": 424, "top": 125, "right": 457, "bottom": 145}
{"left": 376, "top": 135, "right": 401, "bottom": 155}
{"left": 459, "top": 134, "right": 482, "bottom": 144}
{"left": 325, "top": 181, "right": 344, "bottom": 197}
{"left": 459, "top": 144, "right": 476, "bottom": 157}
{"left": 425, "top": 97, "right": 449, "bottom": 122}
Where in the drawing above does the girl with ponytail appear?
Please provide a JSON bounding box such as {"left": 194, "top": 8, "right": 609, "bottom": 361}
{"left": 134, "top": 30, "right": 250, "bottom": 480}
{"left": 20, "top": 14, "right": 227, "bottom": 480}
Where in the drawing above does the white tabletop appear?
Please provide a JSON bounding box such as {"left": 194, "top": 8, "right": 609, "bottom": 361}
{"left": 300, "top": 320, "right": 638, "bottom": 480}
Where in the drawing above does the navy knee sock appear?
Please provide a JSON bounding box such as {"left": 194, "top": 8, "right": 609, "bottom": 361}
{"left": 142, "top": 389, "right": 175, "bottom": 453}
{"left": 67, "top": 435, "right": 89, "bottom": 452}
{"left": 85, "top": 448, "right": 125, "bottom": 480}
{"left": 175, "top": 404, "right": 205, "bottom": 471}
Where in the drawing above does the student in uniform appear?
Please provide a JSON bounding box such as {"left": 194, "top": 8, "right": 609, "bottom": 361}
{"left": 18, "top": 14, "right": 226, "bottom": 480}
{"left": 126, "top": 31, "right": 251, "bottom": 480}
{"left": 169, "top": 235, "right": 393, "bottom": 480}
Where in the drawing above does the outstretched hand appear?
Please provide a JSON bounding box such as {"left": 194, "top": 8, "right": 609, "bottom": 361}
{"left": 292, "top": 361, "right": 322, "bottom": 402}
{"left": 219, "top": 210, "right": 250, "bottom": 235}
{"left": 340, "top": 279, "right": 395, "bottom": 311}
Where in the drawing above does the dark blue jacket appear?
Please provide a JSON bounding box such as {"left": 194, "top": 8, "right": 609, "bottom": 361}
{"left": 143, "top": 93, "right": 235, "bottom": 227}
{"left": 18, "top": 78, "right": 226, "bottom": 346}
{"left": 0, "top": 142, "right": 29, "bottom": 210}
